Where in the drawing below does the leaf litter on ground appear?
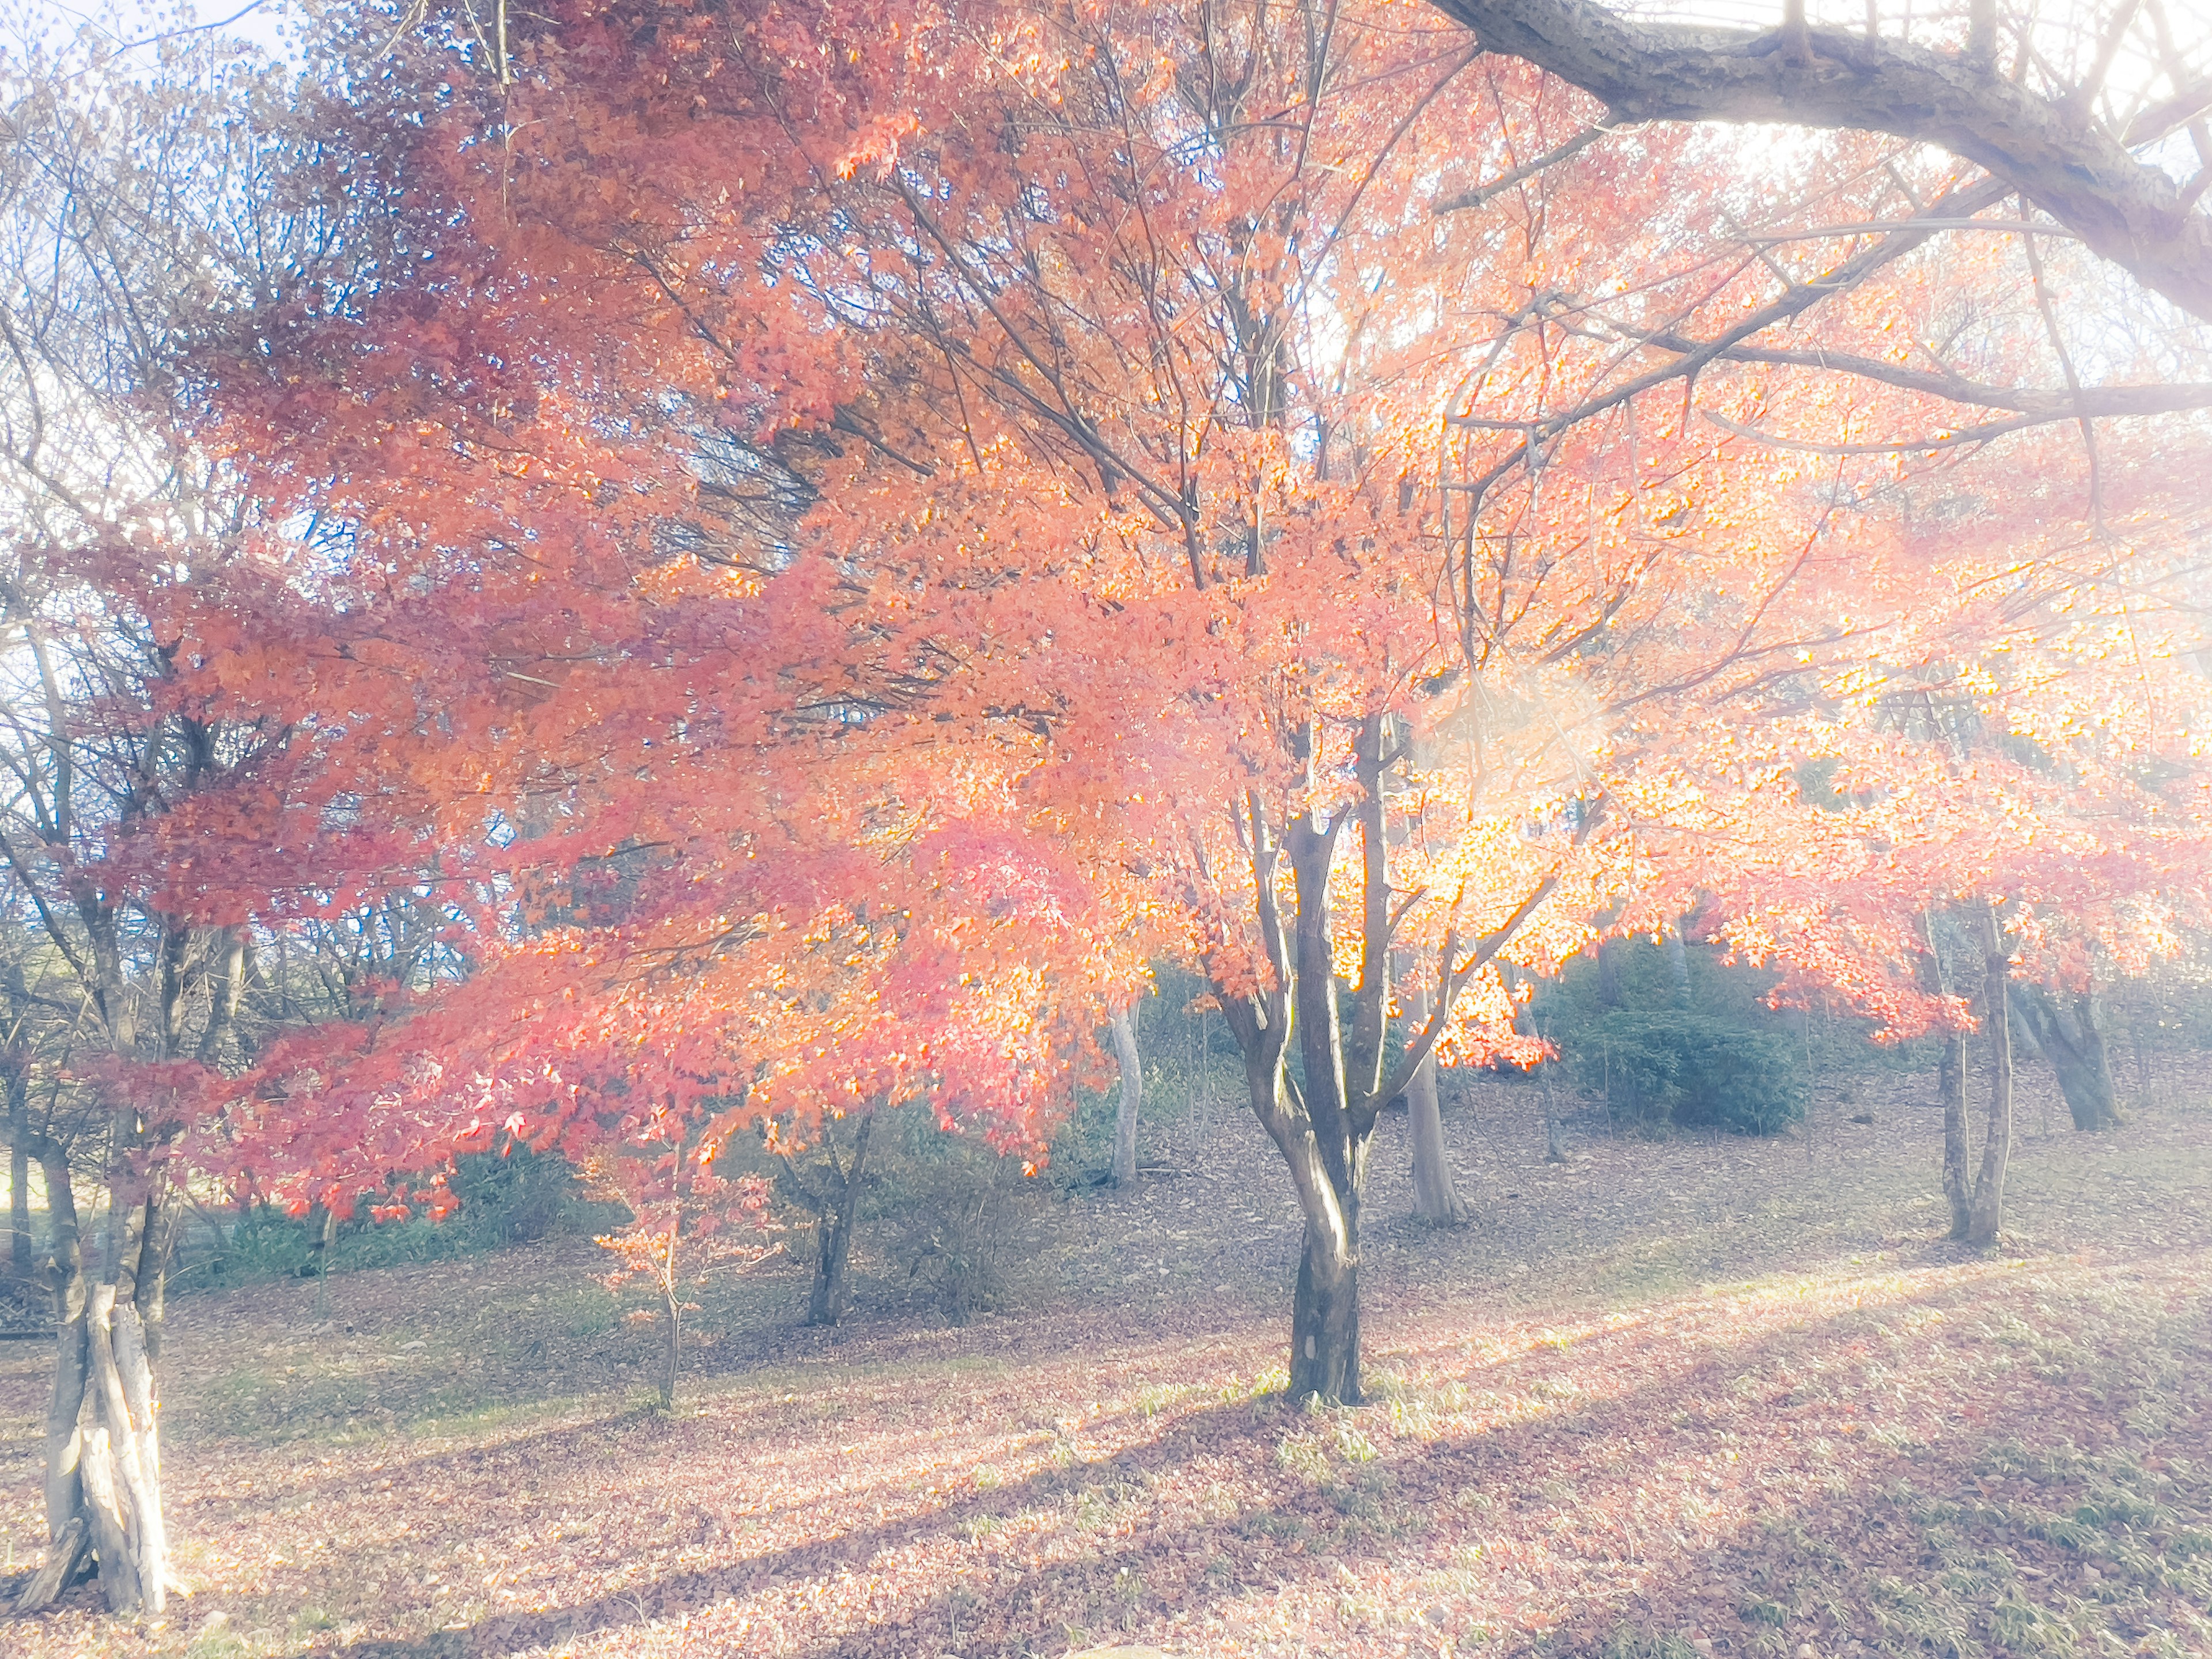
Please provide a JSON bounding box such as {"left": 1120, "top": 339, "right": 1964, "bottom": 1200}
{"left": 2, "top": 1055, "right": 2209, "bottom": 1658}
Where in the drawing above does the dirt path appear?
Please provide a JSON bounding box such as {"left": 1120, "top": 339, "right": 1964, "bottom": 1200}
{"left": 5, "top": 1057, "right": 2209, "bottom": 1658}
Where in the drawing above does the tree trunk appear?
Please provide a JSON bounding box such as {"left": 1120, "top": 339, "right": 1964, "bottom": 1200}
{"left": 19, "top": 1179, "right": 177, "bottom": 1615}
{"left": 658, "top": 1278, "right": 681, "bottom": 1410}
{"left": 18, "top": 1148, "right": 88, "bottom": 1614}
{"left": 1289, "top": 1211, "right": 1360, "bottom": 1404}
{"left": 1966, "top": 906, "right": 2013, "bottom": 1247}
{"left": 87, "top": 1281, "right": 164, "bottom": 1611}
{"left": 802, "top": 1112, "right": 873, "bottom": 1327}
{"left": 7, "top": 1059, "right": 29, "bottom": 1278}
{"left": 1109, "top": 1005, "right": 1142, "bottom": 1186}
{"left": 1913, "top": 918, "right": 1971, "bottom": 1240}
{"left": 1406, "top": 983, "right": 1468, "bottom": 1223}
{"left": 2013, "top": 982, "right": 2123, "bottom": 1131}
{"left": 1281, "top": 802, "right": 1369, "bottom": 1406}
{"left": 1938, "top": 1028, "right": 1969, "bottom": 1238}
{"left": 1213, "top": 729, "right": 1561, "bottom": 1412}
{"left": 22, "top": 1115, "right": 179, "bottom": 1616}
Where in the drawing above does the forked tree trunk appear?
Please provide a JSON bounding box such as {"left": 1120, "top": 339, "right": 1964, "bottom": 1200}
{"left": 1109, "top": 1005, "right": 1142, "bottom": 1186}
{"left": 1404, "top": 982, "right": 1468, "bottom": 1224}
{"left": 1966, "top": 906, "right": 2013, "bottom": 1248}
{"left": 1913, "top": 917, "right": 1971, "bottom": 1240}
{"left": 793, "top": 1111, "right": 874, "bottom": 1327}
{"left": 1214, "top": 719, "right": 1573, "bottom": 1411}
{"left": 2012, "top": 982, "right": 2124, "bottom": 1131}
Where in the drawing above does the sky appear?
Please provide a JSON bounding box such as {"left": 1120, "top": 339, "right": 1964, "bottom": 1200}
{"left": 23, "top": 0, "right": 2208, "bottom": 98}
{"left": 20, "top": 0, "right": 303, "bottom": 71}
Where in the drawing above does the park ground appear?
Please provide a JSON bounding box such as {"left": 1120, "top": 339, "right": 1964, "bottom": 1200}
{"left": 3, "top": 1057, "right": 2210, "bottom": 1659}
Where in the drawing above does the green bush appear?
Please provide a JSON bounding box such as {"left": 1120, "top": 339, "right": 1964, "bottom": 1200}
{"left": 1527, "top": 937, "right": 1842, "bottom": 1137}
{"left": 1535, "top": 936, "right": 1931, "bottom": 1078}
{"left": 1570, "top": 1009, "right": 1808, "bottom": 1135}
{"left": 203, "top": 1203, "right": 319, "bottom": 1282}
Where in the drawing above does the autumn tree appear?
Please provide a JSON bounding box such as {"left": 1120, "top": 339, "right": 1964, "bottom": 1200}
{"left": 199, "top": 0, "right": 2208, "bottom": 1416}
{"left": 0, "top": 27, "right": 431, "bottom": 1610}
{"left": 1670, "top": 595, "right": 2212, "bottom": 1245}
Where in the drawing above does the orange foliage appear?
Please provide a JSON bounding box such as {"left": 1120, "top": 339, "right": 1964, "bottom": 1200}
{"left": 176, "top": 0, "right": 2212, "bottom": 1387}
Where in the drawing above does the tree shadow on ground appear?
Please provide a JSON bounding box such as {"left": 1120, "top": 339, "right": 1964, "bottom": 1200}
{"left": 332, "top": 1242, "right": 2212, "bottom": 1658}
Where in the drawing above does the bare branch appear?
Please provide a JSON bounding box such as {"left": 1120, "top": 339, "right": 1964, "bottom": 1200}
{"left": 1434, "top": 123, "right": 1613, "bottom": 215}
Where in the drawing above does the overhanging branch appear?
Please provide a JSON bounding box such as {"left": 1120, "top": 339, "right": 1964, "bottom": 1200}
{"left": 1428, "top": 0, "right": 2212, "bottom": 320}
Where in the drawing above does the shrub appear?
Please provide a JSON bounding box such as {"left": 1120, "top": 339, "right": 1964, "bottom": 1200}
{"left": 866, "top": 1109, "right": 1026, "bottom": 1322}
{"left": 1570, "top": 1009, "right": 1808, "bottom": 1135}
{"left": 1532, "top": 935, "right": 1931, "bottom": 1084}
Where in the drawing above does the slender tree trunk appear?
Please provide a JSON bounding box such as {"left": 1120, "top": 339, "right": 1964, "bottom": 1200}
{"left": 2013, "top": 982, "right": 2123, "bottom": 1130}
{"left": 7, "top": 1059, "right": 30, "bottom": 1279}
{"left": 1109, "top": 1005, "right": 1142, "bottom": 1186}
{"left": 1967, "top": 906, "right": 2013, "bottom": 1247}
{"left": 1913, "top": 916, "right": 1971, "bottom": 1239}
{"left": 1281, "top": 804, "right": 1369, "bottom": 1406}
{"left": 1257, "top": 1066, "right": 1366, "bottom": 1407}
{"left": 659, "top": 1275, "right": 681, "bottom": 1410}
{"left": 1405, "top": 982, "right": 1468, "bottom": 1223}
{"left": 17, "top": 1149, "right": 89, "bottom": 1613}
{"left": 805, "top": 1192, "right": 857, "bottom": 1327}
{"left": 802, "top": 1112, "right": 873, "bottom": 1327}
{"left": 1938, "top": 1029, "right": 1969, "bottom": 1237}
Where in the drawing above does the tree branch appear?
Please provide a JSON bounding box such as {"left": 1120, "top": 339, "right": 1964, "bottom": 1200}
{"left": 1643, "top": 334, "right": 2212, "bottom": 419}
{"left": 1428, "top": 0, "right": 2212, "bottom": 319}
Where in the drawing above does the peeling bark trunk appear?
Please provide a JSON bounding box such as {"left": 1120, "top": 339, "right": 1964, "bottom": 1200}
{"left": 1405, "top": 982, "right": 1468, "bottom": 1224}
{"left": 2013, "top": 983, "right": 2123, "bottom": 1131}
{"left": 89, "top": 1283, "right": 166, "bottom": 1610}
{"left": 1966, "top": 906, "right": 2013, "bottom": 1247}
{"left": 79, "top": 1407, "right": 139, "bottom": 1612}
{"left": 18, "top": 1130, "right": 176, "bottom": 1615}
{"left": 1109, "top": 1006, "right": 1142, "bottom": 1187}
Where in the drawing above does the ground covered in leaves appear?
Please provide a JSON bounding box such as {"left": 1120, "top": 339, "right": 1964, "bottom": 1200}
{"left": 4, "top": 1057, "right": 2210, "bottom": 1658}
